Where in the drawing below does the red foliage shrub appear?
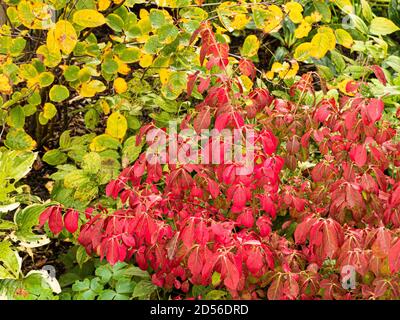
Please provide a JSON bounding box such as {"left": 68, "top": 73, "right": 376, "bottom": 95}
{"left": 40, "top": 24, "right": 400, "bottom": 299}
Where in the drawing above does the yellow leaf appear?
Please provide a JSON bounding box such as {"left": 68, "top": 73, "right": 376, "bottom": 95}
{"left": 310, "top": 11, "right": 323, "bottom": 23}
{"left": 331, "top": 0, "right": 354, "bottom": 14}
{"left": 283, "top": 60, "right": 299, "bottom": 79}
{"left": 46, "top": 28, "right": 60, "bottom": 53}
{"left": 98, "top": 0, "right": 111, "bottom": 11}
{"left": 106, "top": 112, "right": 128, "bottom": 140}
{"left": 284, "top": 1, "right": 303, "bottom": 24}
{"left": 271, "top": 62, "right": 283, "bottom": 73}
{"left": 252, "top": 5, "right": 283, "bottom": 34}
{"left": 139, "top": 9, "right": 149, "bottom": 19}
{"left": 230, "top": 14, "right": 250, "bottom": 30}
{"left": 114, "top": 77, "right": 128, "bottom": 94}
{"left": 335, "top": 28, "right": 354, "bottom": 48}
{"left": 309, "top": 31, "right": 335, "bottom": 59}
{"left": 54, "top": 20, "right": 77, "bottom": 54}
{"left": 264, "top": 5, "right": 283, "bottom": 33}
{"left": 114, "top": 57, "right": 131, "bottom": 75}
{"left": 317, "top": 27, "right": 336, "bottom": 51}
{"left": 79, "top": 80, "right": 106, "bottom": 97}
{"left": 159, "top": 69, "right": 170, "bottom": 85}
{"left": 294, "top": 42, "right": 312, "bottom": 61}
{"left": 0, "top": 74, "right": 12, "bottom": 95}
{"left": 278, "top": 62, "right": 291, "bottom": 79}
{"left": 73, "top": 9, "right": 106, "bottom": 28}
{"left": 139, "top": 54, "right": 154, "bottom": 68}
{"left": 295, "top": 20, "right": 311, "bottom": 38}
{"left": 43, "top": 103, "right": 57, "bottom": 119}
{"left": 100, "top": 99, "right": 110, "bottom": 115}
{"left": 265, "top": 71, "right": 274, "bottom": 80}
{"left": 239, "top": 75, "right": 253, "bottom": 92}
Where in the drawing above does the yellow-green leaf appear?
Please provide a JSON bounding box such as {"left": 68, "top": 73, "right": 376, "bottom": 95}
{"left": 294, "top": 42, "right": 312, "bottom": 61}
{"left": 49, "top": 85, "right": 69, "bottom": 102}
{"left": 43, "top": 103, "right": 57, "bottom": 119}
{"left": 369, "top": 17, "right": 400, "bottom": 35}
{"left": 241, "top": 35, "right": 260, "bottom": 58}
{"left": 79, "top": 80, "right": 106, "bottom": 98}
{"left": 73, "top": 9, "right": 106, "bottom": 28}
{"left": 335, "top": 28, "right": 354, "bottom": 48}
{"left": 106, "top": 112, "right": 128, "bottom": 140}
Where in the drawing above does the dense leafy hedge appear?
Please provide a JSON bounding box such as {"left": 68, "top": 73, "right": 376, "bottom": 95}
{"left": 1, "top": 0, "right": 400, "bottom": 300}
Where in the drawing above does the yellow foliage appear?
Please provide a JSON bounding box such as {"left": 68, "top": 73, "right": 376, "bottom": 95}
{"left": 284, "top": 1, "right": 303, "bottom": 24}
{"left": 113, "top": 77, "right": 128, "bottom": 94}
{"left": 106, "top": 112, "right": 128, "bottom": 140}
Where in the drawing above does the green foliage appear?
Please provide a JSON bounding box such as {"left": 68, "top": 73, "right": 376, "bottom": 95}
{"left": 61, "top": 261, "right": 156, "bottom": 300}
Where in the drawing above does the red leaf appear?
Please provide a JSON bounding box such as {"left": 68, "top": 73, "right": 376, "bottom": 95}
{"left": 221, "top": 254, "right": 240, "bottom": 291}
{"left": 237, "top": 210, "right": 254, "bottom": 228}
{"left": 48, "top": 206, "right": 63, "bottom": 235}
{"left": 366, "top": 98, "right": 384, "bottom": 123}
{"left": 246, "top": 251, "right": 263, "bottom": 276}
{"left": 106, "top": 238, "right": 120, "bottom": 265}
{"left": 188, "top": 246, "right": 203, "bottom": 277}
{"left": 186, "top": 71, "right": 199, "bottom": 97}
{"left": 239, "top": 58, "right": 256, "bottom": 79}
{"left": 64, "top": 209, "right": 79, "bottom": 233}
{"left": 198, "top": 77, "right": 210, "bottom": 93}
{"left": 389, "top": 239, "right": 400, "bottom": 273}
{"left": 349, "top": 144, "right": 367, "bottom": 167}
{"left": 193, "top": 108, "right": 211, "bottom": 133}
{"left": 267, "top": 276, "right": 284, "bottom": 300}
{"left": 39, "top": 206, "right": 54, "bottom": 227}
{"left": 371, "top": 65, "right": 387, "bottom": 85}
{"left": 233, "top": 186, "right": 247, "bottom": 209}
{"left": 214, "top": 113, "right": 230, "bottom": 131}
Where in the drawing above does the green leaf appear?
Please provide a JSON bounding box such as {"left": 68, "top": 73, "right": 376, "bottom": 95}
{"left": 369, "top": 17, "right": 400, "bottom": 35}
{"left": 89, "top": 134, "right": 121, "bottom": 152}
{"left": 59, "top": 130, "right": 72, "bottom": 149}
{"left": 98, "top": 289, "right": 116, "bottom": 300}
{"left": 82, "top": 152, "right": 101, "bottom": 174}
{"left": 8, "top": 106, "right": 25, "bottom": 128}
{"left": 149, "top": 9, "right": 166, "bottom": 28}
{"left": 161, "top": 71, "right": 186, "bottom": 100}
{"left": 122, "top": 136, "right": 142, "bottom": 167}
{"left": 5, "top": 129, "right": 36, "bottom": 151}
{"left": 0, "top": 241, "right": 21, "bottom": 279}
{"left": 14, "top": 203, "right": 53, "bottom": 245}
{"left": 38, "top": 72, "right": 54, "bottom": 87}
{"left": 205, "top": 290, "right": 227, "bottom": 300}
{"left": 63, "top": 65, "right": 80, "bottom": 82}
{"left": 106, "top": 14, "right": 125, "bottom": 32}
{"left": 132, "top": 280, "right": 157, "bottom": 299}
{"left": 115, "top": 279, "right": 135, "bottom": 294}
{"left": 43, "top": 149, "right": 68, "bottom": 166}
{"left": 119, "top": 47, "right": 141, "bottom": 63}
{"left": 49, "top": 85, "right": 69, "bottom": 102}
{"left": 157, "top": 24, "right": 179, "bottom": 44}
